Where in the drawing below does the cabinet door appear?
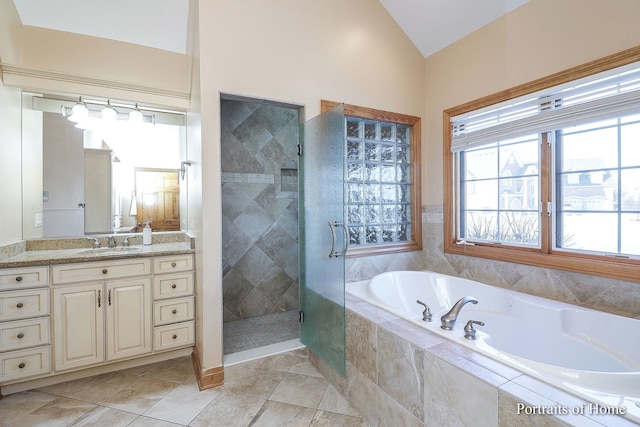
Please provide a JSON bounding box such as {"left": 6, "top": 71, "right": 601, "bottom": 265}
{"left": 106, "top": 278, "right": 151, "bottom": 361}
{"left": 53, "top": 283, "right": 104, "bottom": 371}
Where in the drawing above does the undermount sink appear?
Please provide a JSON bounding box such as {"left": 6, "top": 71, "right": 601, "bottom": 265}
{"left": 78, "top": 247, "right": 141, "bottom": 255}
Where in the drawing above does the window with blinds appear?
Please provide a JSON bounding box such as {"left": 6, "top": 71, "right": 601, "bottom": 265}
{"left": 443, "top": 48, "right": 640, "bottom": 282}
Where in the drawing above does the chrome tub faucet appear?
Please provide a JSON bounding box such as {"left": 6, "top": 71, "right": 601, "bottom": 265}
{"left": 416, "top": 300, "right": 433, "bottom": 322}
{"left": 440, "top": 296, "right": 478, "bottom": 330}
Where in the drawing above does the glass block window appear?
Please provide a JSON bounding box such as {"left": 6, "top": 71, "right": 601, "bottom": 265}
{"left": 345, "top": 117, "right": 412, "bottom": 247}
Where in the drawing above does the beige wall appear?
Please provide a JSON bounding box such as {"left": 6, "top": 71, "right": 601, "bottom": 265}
{"left": 0, "top": 0, "right": 23, "bottom": 245}
{"left": 22, "top": 93, "right": 43, "bottom": 239}
{"left": 423, "top": 0, "right": 640, "bottom": 206}
{"left": 20, "top": 26, "right": 188, "bottom": 100}
{"left": 194, "top": 0, "right": 425, "bottom": 369}
{"left": 0, "top": 83, "right": 23, "bottom": 245}
{"left": 0, "top": 0, "right": 21, "bottom": 64}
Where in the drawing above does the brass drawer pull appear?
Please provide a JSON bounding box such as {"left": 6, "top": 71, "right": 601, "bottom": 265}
{"left": 18, "top": 363, "right": 26, "bottom": 369}
{"left": 172, "top": 309, "right": 178, "bottom": 314}
{"left": 102, "top": 269, "right": 108, "bottom": 274}
{"left": 17, "top": 333, "right": 24, "bottom": 339}
{"left": 171, "top": 284, "right": 177, "bottom": 289}
{"left": 16, "top": 302, "right": 24, "bottom": 308}
{"left": 15, "top": 276, "right": 23, "bottom": 282}
{"left": 172, "top": 334, "right": 178, "bottom": 339}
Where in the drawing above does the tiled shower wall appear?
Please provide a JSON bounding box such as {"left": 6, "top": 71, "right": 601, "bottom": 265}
{"left": 346, "top": 205, "right": 640, "bottom": 319}
{"left": 221, "top": 99, "right": 300, "bottom": 321}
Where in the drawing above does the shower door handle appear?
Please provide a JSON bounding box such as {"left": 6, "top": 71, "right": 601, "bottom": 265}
{"left": 328, "top": 221, "right": 349, "bottom": 258}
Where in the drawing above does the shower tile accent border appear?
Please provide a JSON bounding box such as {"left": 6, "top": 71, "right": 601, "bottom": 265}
{"left": 309, "top": 292, "right": 637, "bottom": 426}
{"left": 222, "top": 172, "right": 275, "bottom": 184}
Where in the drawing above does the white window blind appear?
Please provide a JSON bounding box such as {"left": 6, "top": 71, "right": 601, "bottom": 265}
{"left": 451, "top": 62, "right": 640, "bottom": 152}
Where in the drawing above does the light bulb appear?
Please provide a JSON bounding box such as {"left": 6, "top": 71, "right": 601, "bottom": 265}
{"left": 68, "top": 97, "right": 88, "bottom": 122}
{"left": 101, "top": 100, "right": 117, "bottom": 122}
{"left": 129, "top": 103, "right": 143, "bottom": 123}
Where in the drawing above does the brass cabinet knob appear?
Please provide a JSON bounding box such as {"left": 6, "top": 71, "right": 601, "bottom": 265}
{"left": 16, "top": 302, "right": 24, "bottom": 308}
{"left": 18, "top": 363, "right": 25, "bottom": 369}
{"left": 171, "top": 284, "right": 177, "bottom": 289}
{"left": 172, "top": 334, "right": 178, "bottom": 340}
{"left": 102, "top": 269, "right": 108, "bottom": 274}
{"left": 17, "top": 333, "right": 24, "bottom": 339}
{"left": 172, "top": 309, "right": 177, "bottom": 314}
{"left": 171, "top": 262, "right": 177, "bottom": 267}
{"left": 15, "top": 276, "right": 23, "bottom": 282}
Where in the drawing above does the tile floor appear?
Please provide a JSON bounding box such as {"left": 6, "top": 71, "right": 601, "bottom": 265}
{"left": 223, "top": 311, "right": 299, "bottom": 355}
{"left": 0, "top": 349, "right": 370, "bottom": 426}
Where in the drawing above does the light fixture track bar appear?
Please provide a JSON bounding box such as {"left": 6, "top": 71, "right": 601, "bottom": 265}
{"left": 31, "top": 95, "right": 186, "bottom": 126}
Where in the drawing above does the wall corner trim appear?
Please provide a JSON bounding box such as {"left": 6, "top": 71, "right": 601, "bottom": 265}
{"left": 191, "top": 345, "right": 224, "bottom": 390}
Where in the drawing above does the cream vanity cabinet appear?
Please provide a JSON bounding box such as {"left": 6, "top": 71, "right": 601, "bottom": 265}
{"left": 52, "top": 258, "right": 152, "bottom": 371}
{"left": 0, "top": 266, "right": 51, "bottom": 383}
{"left": 152, "top": 255, "right": 195, "bottom": 351}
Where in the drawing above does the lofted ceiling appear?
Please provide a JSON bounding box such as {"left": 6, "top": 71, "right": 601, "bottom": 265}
{"left": 12, "top": 0, "right": 528, "bottom": 58}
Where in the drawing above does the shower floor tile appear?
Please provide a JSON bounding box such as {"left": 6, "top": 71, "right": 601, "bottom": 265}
{"left": 223, "top": 310, "right": 299, "bottom": 355}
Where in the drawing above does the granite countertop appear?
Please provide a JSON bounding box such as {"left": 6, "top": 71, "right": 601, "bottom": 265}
{"left": 0, "top": 242, "right": 194, "bottom": 269}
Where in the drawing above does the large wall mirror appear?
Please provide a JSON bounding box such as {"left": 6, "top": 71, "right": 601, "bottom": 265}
{"left": 23, "top": 94, "right": 188, "bottom": 238}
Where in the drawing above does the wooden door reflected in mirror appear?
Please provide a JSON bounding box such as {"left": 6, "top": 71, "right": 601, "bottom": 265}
{"left": 134, "top": 168, "right": 180, "bottom": 232}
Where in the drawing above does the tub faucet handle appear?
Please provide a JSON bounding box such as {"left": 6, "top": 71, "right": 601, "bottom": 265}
{"left": 416, "top": 300, "right": 433, "bottom": 322}
{"left": 464, "top": 320, "right": 485, "bottom": 340}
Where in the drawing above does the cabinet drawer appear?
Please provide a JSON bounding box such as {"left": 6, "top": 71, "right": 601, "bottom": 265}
{"left": 0, "top": 346, "right": 51, "bottom": 382}
{"left": 0, "top": 289, "right": 49, "bottom": 322}
{"left": 0, "top": 266, "right": 48, "bottom": 290}
{"left": 154, "top": 321, "right": 194, "bottom": 352}
{"left": 52, "top": 258, "right": 151, "bottom": 284}
{"left": 153, "top": 273, "right": 193, "bottom": 300}
{"left": 153, "top": 297, "right": 194, "bottom": 326}
{"left": 0, "top": 317, "right": 50, "bottom": 351}
{"left": 153, "top": 255, "right": 193, "bottom": 274}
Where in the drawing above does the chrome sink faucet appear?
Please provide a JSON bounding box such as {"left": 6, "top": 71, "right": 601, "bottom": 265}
{"left": 87, "top": 237, "right": 100, "bottom": 248}
{"left": 108, "top": 235, "right": 116, "bottom": 248}
{"left": 440, "top": 296, "right": 478, "bottom": 330}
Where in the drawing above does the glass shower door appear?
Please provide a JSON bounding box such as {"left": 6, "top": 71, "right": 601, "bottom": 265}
{"left": 299, "top": 103, "right": 346, "bottom": 376}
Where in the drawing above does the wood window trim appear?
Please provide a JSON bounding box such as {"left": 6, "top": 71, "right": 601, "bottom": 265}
{"left": 321, "top": 100, "right": 422, "bottom": 258}
{"left": 443, "top": 46, "right": 640, "bottom": 283}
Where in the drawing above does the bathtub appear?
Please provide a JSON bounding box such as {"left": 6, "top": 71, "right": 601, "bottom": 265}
{"left": 347, "top": 270, "right": 640, "bottom": 423}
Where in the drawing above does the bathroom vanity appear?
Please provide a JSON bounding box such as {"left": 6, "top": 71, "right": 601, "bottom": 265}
{"left": 0, "top": 234, "right": 195, "bottom": 394}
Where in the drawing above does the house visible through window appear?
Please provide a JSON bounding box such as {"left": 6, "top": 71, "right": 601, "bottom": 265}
{"left": 321, "top": 100, "right": 422, "bottom": 257}
{"left": 444, "top": 47, "right": 640, "bottom": 282}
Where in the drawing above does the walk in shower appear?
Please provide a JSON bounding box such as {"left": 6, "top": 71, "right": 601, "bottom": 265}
{"left": 220, "top": 97, "right": 300, "bottom": 354}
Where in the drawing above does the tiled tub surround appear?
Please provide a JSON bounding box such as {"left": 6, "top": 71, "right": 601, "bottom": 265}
{"left": 310, "top": 292, "right": 639, "bottom": 427}
{"left": 221, "top": 99, "right": 300, "bottom": 322}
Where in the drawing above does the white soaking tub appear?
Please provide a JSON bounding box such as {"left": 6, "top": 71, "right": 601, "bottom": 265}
{"left": 347, "top": 270, "right": 640, "bottom": 423}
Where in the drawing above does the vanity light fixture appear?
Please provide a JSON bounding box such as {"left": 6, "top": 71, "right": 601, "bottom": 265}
{"left": 51, "top": 96, "right": 185, "bottom": 129}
